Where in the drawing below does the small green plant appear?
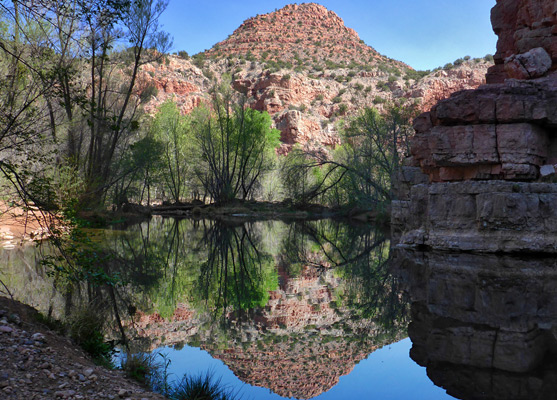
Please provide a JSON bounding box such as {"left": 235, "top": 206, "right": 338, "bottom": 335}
{"left": 69, "top": 307, "right": 114, "bottom": 368}
{"left": 171, "top": 371, "right": 242, "bottom": 400}
{"left": 140, "top": 84, "right": 158, "bottom": 102}
{"left": 122, "top": 353, "right": 159, "bottom": 385}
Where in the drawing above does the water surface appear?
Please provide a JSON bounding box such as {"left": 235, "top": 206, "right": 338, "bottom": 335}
{"left": 3, "top": 217, "right": 555, "bottom": 399}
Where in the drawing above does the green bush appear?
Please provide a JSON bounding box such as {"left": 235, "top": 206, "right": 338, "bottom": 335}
{"left": 69, "top": 307, "right": 113, "bottom": 367}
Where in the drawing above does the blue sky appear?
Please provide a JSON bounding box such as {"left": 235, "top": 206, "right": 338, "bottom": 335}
{"left": 159, "top": 0, "right": 497, "bottom": 71}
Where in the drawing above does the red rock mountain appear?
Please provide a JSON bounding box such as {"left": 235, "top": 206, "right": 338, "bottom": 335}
{"left": 205, "top": 3, "right": 387, "bottom": 67}
{"left": 139, "top": 3, "right": 492, "bottom": 153}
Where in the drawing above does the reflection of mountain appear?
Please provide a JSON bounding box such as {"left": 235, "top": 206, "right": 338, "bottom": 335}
{"left": 208, "top": 331, "right": 380, "bottom": 400}
{"left": 1, "top": 217, "right": 407, "bottom": 399}
{"left": 133, "top": 262, "right": 405, "bottom": 399}
{"left": 394, "top": 249, "right": 557, "bottom": 400}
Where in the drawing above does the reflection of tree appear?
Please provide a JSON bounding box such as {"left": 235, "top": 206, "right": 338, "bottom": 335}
{"left": 280, "top": 220, "right": 408, "bottom": 330}
{"left": 195, "top": 221, "right": 277, "bottom": 315}
{"left": 105, "top": 219, "right": 277, "bottom": 320}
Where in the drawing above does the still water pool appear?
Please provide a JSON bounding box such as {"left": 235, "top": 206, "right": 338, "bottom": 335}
{"left": 2, "top": 217, "right": 556, "bottom": 399}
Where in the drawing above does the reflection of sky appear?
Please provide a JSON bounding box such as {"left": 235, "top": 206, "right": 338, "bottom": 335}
{"left": 152, "top": 338, "right": 454, "bottom": 400}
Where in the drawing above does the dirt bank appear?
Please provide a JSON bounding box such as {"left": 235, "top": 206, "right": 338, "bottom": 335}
{"left": 0, "top": 296, "right": 165, "bottom": 400}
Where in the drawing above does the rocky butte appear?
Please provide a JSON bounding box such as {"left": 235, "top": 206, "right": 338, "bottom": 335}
{"left": 138, "top": 3, "right": 492, "bottom": 153}
{"left": 392, "top": 0, "right": 557, "bottom": 253}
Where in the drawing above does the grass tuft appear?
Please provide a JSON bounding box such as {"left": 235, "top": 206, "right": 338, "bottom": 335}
{"left": 170, "top": 371, "right": 241, "bottom": 400}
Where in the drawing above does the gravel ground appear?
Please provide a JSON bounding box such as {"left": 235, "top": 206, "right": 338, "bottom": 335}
{"left": 0, "top": 296, "right": 166, "bottom": 400}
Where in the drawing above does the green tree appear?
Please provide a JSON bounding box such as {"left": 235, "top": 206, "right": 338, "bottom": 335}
{"left": 280, "top": 105, "right": 414, "bottom": 208}
{"left": 79, "top": 0, "right": 172, "bottom": 208}
{"left": 191, "top": 84, "right": 280, "bottom": 204}
{"left": 151, "top": 101, "right": 191, "bottom": 203}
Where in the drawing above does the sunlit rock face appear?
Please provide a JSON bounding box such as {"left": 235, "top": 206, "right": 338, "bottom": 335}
{"left": 394, "top": 249, "right": 557, "bottom": 400}
{"left": 392, "top": 0, "right": 557, "bottom": 252}
{"left": 487, "top": 0, "right": 557, "bottom": 83}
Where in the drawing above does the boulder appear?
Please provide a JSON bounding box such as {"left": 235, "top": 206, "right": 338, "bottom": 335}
{"left": 504, "top": 47, "right": 552, "bottom": 79}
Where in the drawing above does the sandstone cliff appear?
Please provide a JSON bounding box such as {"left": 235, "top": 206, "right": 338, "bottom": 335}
{"left": 138, "top": 3, "right": 491, "bottom": 153}
{"left": 392, "top": 0, "right": 557, "bottom": 253}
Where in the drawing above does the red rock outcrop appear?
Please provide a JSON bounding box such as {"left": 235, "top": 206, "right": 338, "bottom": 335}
{"left": 409, "top": 0, "right": 557, "bottom": 183}
{"left": 411, "top": 75, "right": 557, "bottom": 182}
{"left": 137, "top": 57, "right": 210, "bottom": 115}
{"left": 405, "top": 62, "right": 490, "bottom": 112}
{"left": 487, "top": 0, "right": 557, "bottom": 83}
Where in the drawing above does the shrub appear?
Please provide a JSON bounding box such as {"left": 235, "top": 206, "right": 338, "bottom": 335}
{"left": 121, "top": 353, "right": 160, "bottom": 386}
{"left": 69, "top": 307, "right": 113, "bottom": 367}
{"left": 332, "top": 96, "right": 342, "bottom": 104}
{"left": 171, "top": 372, "right": 241, "bottom": 400}
{"left": 376, "top": 81, "right": 389, "bottom": 91}
{"left": 177, "top": 50, "right": 189, "bottom": 59}
{"left": 140, "top": 84, "right": 158, "bottom": 102}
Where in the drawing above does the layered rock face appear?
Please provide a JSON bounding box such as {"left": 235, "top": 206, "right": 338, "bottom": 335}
{"left": 393, "top": 0, "right": 557, "bottom": 252}
{"left": 394, "top": 249, "right": 557, "bottom": 400}
{"left": 487, "top": 0, "right": 557, "bottom": 83}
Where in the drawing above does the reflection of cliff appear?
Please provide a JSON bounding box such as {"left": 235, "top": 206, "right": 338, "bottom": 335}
{"left": 395, "top": 249, "right": 557, "bottom": 400}
{"left": 132, "top": 263, "right": 405, "bottom": 399}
